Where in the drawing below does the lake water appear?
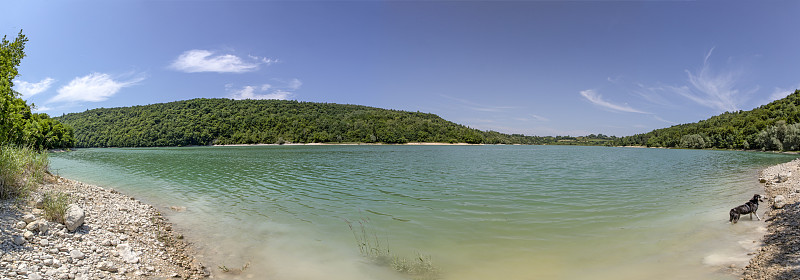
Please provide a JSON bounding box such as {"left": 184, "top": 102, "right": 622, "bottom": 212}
{"left": 49, "top": 145, "right": 797, "bottom": 280}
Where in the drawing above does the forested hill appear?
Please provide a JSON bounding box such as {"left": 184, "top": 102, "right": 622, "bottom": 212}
{"left": 613, "top": 90, "right": 800, "bottom": 151}
{"left": 55, "top": 98, "right": 552, "bottom": 147}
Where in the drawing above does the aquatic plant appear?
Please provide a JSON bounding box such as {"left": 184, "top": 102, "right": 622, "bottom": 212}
{"left": 42, "top": 191, "right": 71, "bottom": 223}
{"left": 345, "top": 217, "right": 440, "bottom": 279}
{"left": 0, "top": 145, "right": 49, "bottom": 199}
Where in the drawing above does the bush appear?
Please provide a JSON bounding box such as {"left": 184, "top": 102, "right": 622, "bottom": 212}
{"left": 42, "top": 191, "right": 71, "bottom": 223}
{"left": 0, "top": 145, "right": 48, "bottom": 199}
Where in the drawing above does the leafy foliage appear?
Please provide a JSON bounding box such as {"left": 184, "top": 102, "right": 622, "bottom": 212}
{"left": 0, "top": 31, "right": 74, "bottom": 150}
{"left": 56, "top": 98, "right": 564, "bottom": 147}
{"left": 613, "top": 90, "right": 800, "bottom": 151}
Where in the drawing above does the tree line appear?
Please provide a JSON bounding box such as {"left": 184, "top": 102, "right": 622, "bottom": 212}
{"left": 612, "top": 90, "right": 800, "bottom": 151}
{"left": 56, "top": 98, "right": 570, "bottom": 147}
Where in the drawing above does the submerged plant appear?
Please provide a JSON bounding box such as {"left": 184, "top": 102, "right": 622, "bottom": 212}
{"left": 345, "top": 217, "right": 441, "bottom": 279}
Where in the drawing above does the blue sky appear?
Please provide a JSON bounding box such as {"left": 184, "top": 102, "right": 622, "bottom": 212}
{"left": 4, "top": 1, "right": 800, "bottom": 137}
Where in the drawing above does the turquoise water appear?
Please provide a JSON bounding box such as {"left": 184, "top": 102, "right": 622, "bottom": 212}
{"left": 49, "top": 145, "right": 797, "bottom": 279}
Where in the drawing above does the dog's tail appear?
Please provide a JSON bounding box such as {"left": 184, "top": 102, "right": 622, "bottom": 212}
{"left": 729, "top": 209, "right": 739, "bottom": 224}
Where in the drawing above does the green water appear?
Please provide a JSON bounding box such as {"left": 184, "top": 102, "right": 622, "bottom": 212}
{"left": 49, "top": 145, "right": 797, "bottom": 279}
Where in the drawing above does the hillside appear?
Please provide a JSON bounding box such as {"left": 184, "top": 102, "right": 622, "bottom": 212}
{"left": 55, "top": 98, "right": 553, "bottom": 147}
{"left": 614, "top": 90, "right": 800, "bottom": 151}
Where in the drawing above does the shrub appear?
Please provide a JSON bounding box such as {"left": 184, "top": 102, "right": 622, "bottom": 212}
{"left": 42, "top": 191, "right": 71, "bottom": 223}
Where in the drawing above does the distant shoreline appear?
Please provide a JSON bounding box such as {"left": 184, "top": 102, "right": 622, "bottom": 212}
{"left": 212, "top": 142, "right": 485, "bottom": 147}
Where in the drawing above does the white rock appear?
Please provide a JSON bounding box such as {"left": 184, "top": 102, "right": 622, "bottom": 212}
{"left": 774, "top": 195, "right": 787, "bottom": 209}
{"left": 116, "top": 243, "right": 141, "bottom": 264}
{"left": 12, "top": 235, "right": 26, "bottom": 246}
{"left": 28, "top": 273, "right": 43, "bottom": 280}
{"left": 97, "top": 261, "right": 118, "bottom": 272}
{"left": 23, "top": 230, "right": 34, "bottom": 240}
{"left": 64, "top": 204, "right": 85, "bottom": 232}
{"left": 39, "top": 239, "right": 49, "bottom": 246}
{"left": 14, "top": 221, "right": 27, "bottom": 229}
{"left": 69, "top": 250, "right": 85, "bottom": 260}
{"left": 22, "top": 213, "right": 36, "bottom": 223}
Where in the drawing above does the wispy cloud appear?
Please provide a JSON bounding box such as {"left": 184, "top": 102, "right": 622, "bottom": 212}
{"left": 50, "top": 73, "right": 144, "bottom": 103}
{"left": 530, "top": 114, "right": 549, "bottom": 122}
{"left": 227, "top": 79, "right": 301, "bottom": 100}
{"left": 653, "top": 115, "right": 677, "bottom": 125}
{"left": 579, "top": 89, "right": 648, "bottom": 114}
{"left": 767, "top": 85, "right": 799, "bottom": 103}
{"left": 13, "top": 77, "right": 55, "bottom": 98}
{"left": 170, "top": 49, "right": 276, "bottom": 73}
{"left": 440, "top": 94, "right": 515, "bottom": 112}
{"left": 671, "top": 48, "right": 757, "bottom": 112}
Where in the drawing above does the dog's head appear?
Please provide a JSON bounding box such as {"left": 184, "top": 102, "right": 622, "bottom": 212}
{"left": 752, "top": 194, "right": 764, "bottom": 203}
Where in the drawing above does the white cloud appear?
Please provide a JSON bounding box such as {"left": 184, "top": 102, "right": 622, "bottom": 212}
{"left": 50, "top": 73, "right": 144, "bottom": 103}
{"left": 227, "top": 79, "right": 302, "bottom": 100}
{"left": 170, "top": 50, "right": 275, "bottom": 73}
{"left": 13, "top": 77, "right": 55, "bottom": 98}
{"left": 672, "top": 48, "right": 757, "bottom": 112}
{"left": 579, "top": 89, "right": 648, "bottom": 114}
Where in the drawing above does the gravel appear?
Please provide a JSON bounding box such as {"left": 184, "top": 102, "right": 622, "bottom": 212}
{"left": 743, "top": 158, "right": 800, "bottom": 280}
{"left": 0, "top": 176, "right": 208, "bottom": 279}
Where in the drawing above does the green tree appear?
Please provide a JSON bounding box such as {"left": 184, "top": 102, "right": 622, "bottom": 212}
{"left": 1, "top": 31, "right": 73, "bottom": 149}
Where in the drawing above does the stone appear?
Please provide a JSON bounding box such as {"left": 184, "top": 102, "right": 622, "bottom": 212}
{"left": 14, "top": 221, "right": 27, "bottom": 229}
{"left": 12, "top": 235, "right": 26, "bottom": 246}
{"left": 28, "top": 273, "right": 43, "bottom": 280}
{"left": 39, "top": 239, "right": 49, "bottom": 246}
{"left": 22, "top": 214, "right": 36, "bottom": 223}
{"left": 25, "top": 220, "right": 39, "bottom": 232}
{"left": 64, "top": 204, "right": 85, "bottom": 232}
{"left": 23, "top": 230, "right": 34, "bottom": 240}
{"left": 117, "top": 243, "right": 141, "bottom": 264}
{"left": 69, "top": 250, "right": 85, "bottom": 260}
{"left": 97, "top": 261, "right": 118, "bottom": 272}
{"left": 34, "top": 196, "right": 45, "bottom": 209}
{"left": 774, "top": 195, "right": 787, "bottom": 209}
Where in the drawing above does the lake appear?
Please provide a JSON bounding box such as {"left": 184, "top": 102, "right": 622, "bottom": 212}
{"left": 49, "top": 145, "right": 797, "bottom": 280}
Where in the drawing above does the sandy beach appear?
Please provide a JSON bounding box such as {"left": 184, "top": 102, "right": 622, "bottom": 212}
{"left": 743, "top": 158, "right": 800, "bottom": 279}
{"left": 0, "top": 175, "right": 207, "bottom": 279}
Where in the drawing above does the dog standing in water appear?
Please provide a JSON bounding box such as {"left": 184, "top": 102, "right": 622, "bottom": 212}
{"left": 730, "top": 194, "right": 764, "bottom": 224}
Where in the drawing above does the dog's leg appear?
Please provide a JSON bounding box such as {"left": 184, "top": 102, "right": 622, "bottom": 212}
{"left": 754, "top": 212, "right": 762, "bottom": 221}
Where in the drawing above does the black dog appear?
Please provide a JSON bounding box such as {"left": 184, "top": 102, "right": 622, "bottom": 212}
{"left": 730, "top": 194, "right": 764, "bottom": 224}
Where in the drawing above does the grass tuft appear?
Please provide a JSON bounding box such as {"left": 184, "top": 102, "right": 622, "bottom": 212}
{"left": 0, "top": 145, "right": 49, "bottom": 199}
{"left": 42, "top": 191, "right": 71, "bottom": 223}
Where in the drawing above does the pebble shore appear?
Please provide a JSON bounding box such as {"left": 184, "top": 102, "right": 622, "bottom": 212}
{"left": 743, "top": 158, "right": 800, "bottom": 280}
{"left": 0, "top": 176, "right": 208, "bottom": 280}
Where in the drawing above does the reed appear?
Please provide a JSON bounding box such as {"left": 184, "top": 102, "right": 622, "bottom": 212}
{"left": 345, "top": 217, "right": 440, "bottom": 279}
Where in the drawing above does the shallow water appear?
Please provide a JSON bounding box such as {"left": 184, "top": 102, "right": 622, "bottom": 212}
{"left": 49, "top": 145, "right": 797, "bottom": 279}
